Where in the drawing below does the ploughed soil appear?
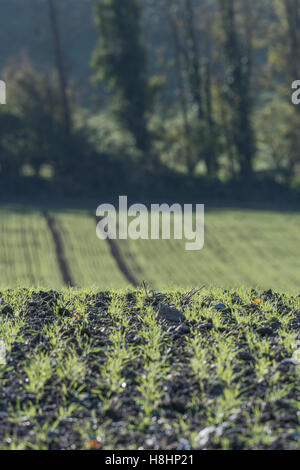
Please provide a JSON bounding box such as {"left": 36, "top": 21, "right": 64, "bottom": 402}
{"left": 0, "top": 289, "right": 299, "bottom": 450}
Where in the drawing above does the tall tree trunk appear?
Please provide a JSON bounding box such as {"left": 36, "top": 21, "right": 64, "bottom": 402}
{"left": 284, "top": 0, "right": 300, "bottom": 78}
{"left": 47, "top": 0, "right": 71, "bottom": 134}
{"left": 167, "top": 5, "right": 194, "bottom": 174}
{"left": 182, "top": 0, "right": 218, "bottom": 177}
{"left": 283, "top": 0, "right": 300, "bottom": 178}
{"left": 181, "top": 0, "right": 207, "bottom": 174}
{"left": 204, "top": 14, "right": 218, "bottom": 177}
{"left": 184, "top": 0, "right": 203, "bottom": 120}
{"left": 219, "top": 0, "right": 255, "bottom": 179}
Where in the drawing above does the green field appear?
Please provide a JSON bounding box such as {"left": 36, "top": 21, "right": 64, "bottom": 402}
{"left": 54, "top": 211, "right": 128, "bottom": 288}
{"left": 1, "top": 205, "right": 300, "bottom": 291}
{"left": 0, "top": 208, "right": 61, "bottom": 287}
{"left": 124, "top": 209, "right": 300, "bottom": 290}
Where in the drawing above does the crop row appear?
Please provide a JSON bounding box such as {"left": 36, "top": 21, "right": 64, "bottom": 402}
{"left": 0, "top": 287, "right": 299, "bottom": 449}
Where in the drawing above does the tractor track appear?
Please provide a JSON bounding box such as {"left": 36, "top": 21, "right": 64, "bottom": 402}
{"left": 95, "top": 215, "right": 142, "bottom": 287}
{"left": 43, "top": 212, "right": 75, "bottom": 287}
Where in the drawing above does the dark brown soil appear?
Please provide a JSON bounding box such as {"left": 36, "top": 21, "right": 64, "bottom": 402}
{"left": 0, "top": 289, "right": 299, "bottom": 450}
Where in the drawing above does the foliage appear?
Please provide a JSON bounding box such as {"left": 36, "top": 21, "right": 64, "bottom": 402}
{"left": 0, "top": 61, "right": 130, "bottom": 194}
{"left": 218, "top": 0, "right": 256, "bottom": 178}
{"left": 1, "top": 1, "right": 300, "bottom": 192}
{"left": 92, "top": 0, "right": 155, "bottom": 160}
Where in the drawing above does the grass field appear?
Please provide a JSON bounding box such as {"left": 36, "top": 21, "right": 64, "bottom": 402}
{"left": 1, "top": 205, "right": 300, "bottom": 290}
{"left": 0, "top": 208, "right": 61, "bottom": 288}
{"left": 53, "top": 211, "right": 128, "bottom": 288}
{"left": 0, "top": 287, "right": 299, "bottom": 450}
{"left": 123, "top": 209, "right": 300, "bottom": 290}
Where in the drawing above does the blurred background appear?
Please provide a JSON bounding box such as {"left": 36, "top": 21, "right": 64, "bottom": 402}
{"left": 1, "top": 0, "right": 300, "bottom": 290}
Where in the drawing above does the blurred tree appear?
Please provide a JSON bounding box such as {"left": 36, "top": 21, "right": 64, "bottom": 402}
{"left": 284, "top": 0, "right": 300, "bottom": 79}
{"left": 92, "top": 0, "right": 155, "bottom": 165}
{"left": 165, "top": 3, "right": 194, "bottom": 173}
{"left": 2, "top": 61, "right": 67, "bottom": 177}
{"left": 47, "top": 0, "right": 72, "bottom": 134}
{"left": 1, "top": 60, "right": 130, "bottom": 195}
{"left": 255, "top": 99, "right": 298, "bottom": 182}
{"left": 265, "top": 0, "right": 300, "bottom": 182}
{"left": 202, "top": 1, "right": 219, "bottom": 178}
{"left": 163, "top": 0, "right": 219, "bottom": 177}
{"left": 0, "top": 111, "right": 23, "bottom": 181}
{"left": 283, "top": 0, "right": 300, "bottom": 180}
{"left": 219, "top": 0, "right": 255, "bottom": 179}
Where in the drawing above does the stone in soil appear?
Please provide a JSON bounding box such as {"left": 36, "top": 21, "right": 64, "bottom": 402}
{"left": 0, "top": 305, "right": 13, "bottom": 317}
{"left": 157, "top": 303, "right": 185, "bottom": 323}
{"left": 256, "top": 325, "right": 274, "bottom": 336}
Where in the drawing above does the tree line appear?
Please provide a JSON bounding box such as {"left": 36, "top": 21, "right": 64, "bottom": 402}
{"left": 1, "top": 0, "right": 300, "bottom": 198}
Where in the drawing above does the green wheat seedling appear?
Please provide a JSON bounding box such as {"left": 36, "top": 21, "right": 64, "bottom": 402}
{"left": 278, "top": 329, "right": 297, "bottom": 355}
{"left": 254, "top": 357, "right": 274, "bottom": 382}
{"left": 73, "top": 410, "right": 106, "bottom": 449}
{"left": 216, "top": 350, "right": 236, "bottom": 385}
{"left": 55, "top": 347, "right": 86, "bottom": 388}
{"left": 41, "top": 322, "right": 65, "bottom": 350}
{"left": 0, "top": 287, "right": 299, "bottom": 450}
{"left": 241, "top": 421, "right": 278, "bottom": 448}
{"left": 136, "top": 306, "right": 166, "bottom": 422}
{"left": 23, "top": 352, "right": 52, "bottom": 401}
{"left": 52, "top": 403, "right": 82, "bottom": 427}
{"left": 0, "top": 317, "right": 24, "bottom": 354}
{"left": 8, "top": 400, "right": 42, "bottom": 425}
{"left": 187, "top": 334, "right": 211, "bottom": 387}
{"left": 99, "top": 331, "right": 130, "bottom": 394}
{"left": 211, "top": 388, "right": 243, "bottom": 425}
{"left": 265, "top": 381, "right": 293, "bottom": 403}
{"left": 92, "top": 297, "right": 136, "bottom": 409}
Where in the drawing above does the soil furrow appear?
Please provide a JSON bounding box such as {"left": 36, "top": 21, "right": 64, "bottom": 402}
{"left": 95, "top": 215, "right": 140, "bottom": 287}
{"left": 43, "top": 212, "right": 75, "bottom": 287}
